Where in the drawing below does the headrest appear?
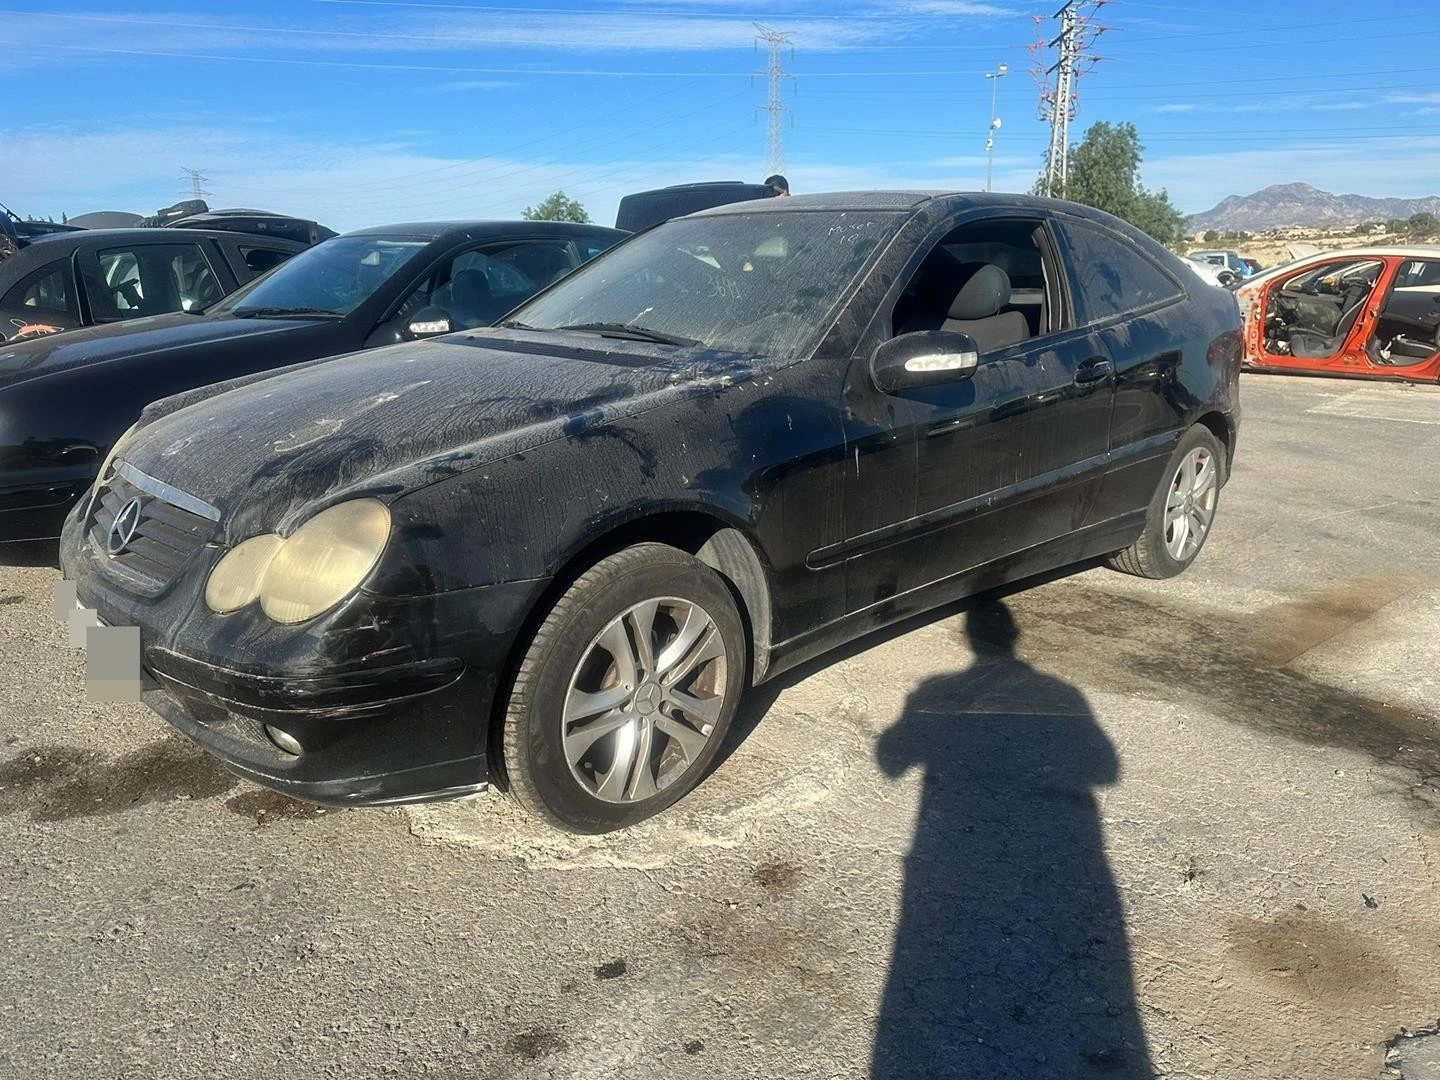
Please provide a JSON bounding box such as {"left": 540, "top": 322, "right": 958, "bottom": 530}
{"left": 948, "top": 264, "right": 1012, "bottom": 321}
{"left": 450, "top": 268, "right": 491, "bottom": 299}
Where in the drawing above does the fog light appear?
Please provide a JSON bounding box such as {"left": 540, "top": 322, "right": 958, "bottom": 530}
{"left": 264, "top": 724, "right": 303, "bottom": 756}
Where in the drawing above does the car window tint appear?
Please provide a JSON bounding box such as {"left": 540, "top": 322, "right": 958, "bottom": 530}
{"left": 1058, "top": 221, "right": 1181, "bottom": 322}
{"left": 97, "top": 243, "right": 224, "bottom": 318}
{"left": 513, "top": 211, "right": 903, "bottom": 356}
{"left": 1, "top": 258, "right": 74, "bottom": 317}
{"left": 576, "top": 236, "right": 620, "bottom": 263}
{"left": 0, "top": 258, "right": 77, "bottom": 340}
{"left": 240, "top": 246, "right": 294, "bottom": 275}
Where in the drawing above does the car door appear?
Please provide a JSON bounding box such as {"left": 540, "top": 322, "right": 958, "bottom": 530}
{"left": 1049, "top": 217, "right": 1194, "bottom": 523}
{"left": 835, "top": 211, "right": 1115, "bottom": 612}
{"left": 1359, "top": 256, "right": 1440, "bottom": 380}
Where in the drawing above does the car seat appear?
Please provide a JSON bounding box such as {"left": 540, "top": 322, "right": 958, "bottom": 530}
{"left": 434, "top": 268, "right": 493, "bottom": 329}
{"left": 941, "top": 264, "right": 1030, "bottom": 353}
{"left": 1287, "top": 282, "right": 1370, "bottom": 358}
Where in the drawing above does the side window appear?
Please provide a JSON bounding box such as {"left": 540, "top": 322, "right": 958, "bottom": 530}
{"left": 1056, "top": 220, "right": 1181, "bottom": 323}
{"left": 239, "top": 246, "right": 294, "bottom": 276}
{"left": 97, "top": 243, "right": 224, "bottom": 319}
{"left": 888, "top": 218, "right": 1059, "bottom": 353}
{"left": 407, "top": 241, "right": 582, "bottom": 331}
{"left": 576, "top": 236, "right": 619, "bottom": 263}
{"left": 1, "top": 259, "right": 76, "bottom": 319}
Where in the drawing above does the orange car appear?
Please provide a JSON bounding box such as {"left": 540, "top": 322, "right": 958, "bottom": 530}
{"left": 1234, "top": 246, "right": 1440, "bottom": 383}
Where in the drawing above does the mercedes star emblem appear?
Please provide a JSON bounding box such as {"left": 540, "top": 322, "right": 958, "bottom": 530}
{"left": 107, "top": 496, "right": 144, "bottom": 556}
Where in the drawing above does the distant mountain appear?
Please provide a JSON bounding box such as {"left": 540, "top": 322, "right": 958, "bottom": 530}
{"left": 1186, "top": 182, "right": 1440, "bottom": 231}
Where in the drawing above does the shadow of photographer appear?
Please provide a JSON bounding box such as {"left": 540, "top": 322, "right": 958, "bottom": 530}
{"left": 872, "top": 599, "right": 1154, "bottom": 1078}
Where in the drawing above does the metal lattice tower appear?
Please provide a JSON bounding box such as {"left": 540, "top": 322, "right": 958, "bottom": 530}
{"left": 754, "top": 24, "right": 794, "bottom": 177}
{"left": 1034, "top": 1, "right": 1106, "bottom": 198}
{"left": 180, "top": 167, "right": 211, "bottom": 201}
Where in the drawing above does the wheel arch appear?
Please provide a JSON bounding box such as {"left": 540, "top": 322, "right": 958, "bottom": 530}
{"left": 1194, "top": 410, "right": 1234, "bottom": 475}
{"left": 486, "top": 507, "right": 776, "bottom": 789}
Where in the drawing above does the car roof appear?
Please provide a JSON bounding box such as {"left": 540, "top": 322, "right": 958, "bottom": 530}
{"left": 21, "top": 227, "right": 307, "bottom": 249}
{"left": 342, "top": 220, "right": 629, "bottom": 240}
{"left": 687, "top": 190, "right": 1097, "bottom": 217}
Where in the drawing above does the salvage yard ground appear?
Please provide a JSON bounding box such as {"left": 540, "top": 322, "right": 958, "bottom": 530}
{"left": 2, "top": 373, "right": 1438, "bottom": 1079}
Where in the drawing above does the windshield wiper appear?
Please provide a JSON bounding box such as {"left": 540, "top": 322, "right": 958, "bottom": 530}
{"left": 554, "top": 322, "right": 699, "bottom": 347}
{"left": 497, "top": 319, "right": 537, "bottom": 330}
{"left": 231, "top": 306, "right": 343, "bottom": 319}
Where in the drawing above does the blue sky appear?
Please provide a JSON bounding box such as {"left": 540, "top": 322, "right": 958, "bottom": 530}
{"left": 4, "top": 1, "right": 1436, "bottom": 231}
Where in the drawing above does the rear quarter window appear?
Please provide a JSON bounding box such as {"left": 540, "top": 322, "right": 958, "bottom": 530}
{"left": 1057, "top": 219, "right": 1182, "bottom": 323}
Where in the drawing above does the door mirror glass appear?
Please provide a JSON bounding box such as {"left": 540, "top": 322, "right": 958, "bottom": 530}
{"left": 871, "top": 330, "right": 980, "bottom": 394}
{"left": 406, "top": 306, "right": 453, "bottom": 339}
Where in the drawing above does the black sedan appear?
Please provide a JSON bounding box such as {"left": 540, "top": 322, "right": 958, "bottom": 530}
{"left": 0, "top": 220, "right": 625, "bottom": 542}
{"left": 58, "top": 192, "right": 1241, "bottom": 832}
{"left": 0, "top": 226, "right": 307, "bottom": 343}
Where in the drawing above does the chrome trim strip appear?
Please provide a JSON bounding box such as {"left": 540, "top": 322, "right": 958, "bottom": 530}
{"left": 114, "top": 460, "right": 221, "bottom": 522}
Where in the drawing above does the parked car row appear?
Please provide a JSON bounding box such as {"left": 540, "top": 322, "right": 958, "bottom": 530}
{"left": 0, "top": 219, "right": 625, "bottom": 541}
{"left": 47, "top": 191, "right": 1243, "bottom": 832}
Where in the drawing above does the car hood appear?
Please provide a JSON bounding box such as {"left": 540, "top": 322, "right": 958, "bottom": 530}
{"left": 0, "top": 312, "right": 323, "bottom": 391}
{"left": 119, "top": 329, "right": 760, "bottom": 539}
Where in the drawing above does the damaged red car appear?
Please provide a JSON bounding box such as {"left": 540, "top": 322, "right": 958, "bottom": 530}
{"left": 1236, "top": 246, "right": 1440, "bottom": 383}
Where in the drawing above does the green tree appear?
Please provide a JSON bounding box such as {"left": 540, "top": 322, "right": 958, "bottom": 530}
{"left": 1408, "top": 211, "right": 1438, "bottom": 236}
{"left": 1203, "top": 229, "right": 1219, "bottom": 243}
{"left": 521, "top": 190, "right": 590, "bottom": 223}
{"left": 1042, "top": 121, "right": 1185, "bottom": 245}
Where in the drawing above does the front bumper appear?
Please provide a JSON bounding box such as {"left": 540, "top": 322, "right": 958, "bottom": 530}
{"left": 59, "top": 500, "right": 543, "bottom": 807}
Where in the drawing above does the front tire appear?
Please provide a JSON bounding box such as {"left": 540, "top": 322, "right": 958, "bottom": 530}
{"left": 501, "top": 543, "right": 747, "bottom": 833}
{"left": 1107, "top": 425, "right": 1226, "bottom": 579}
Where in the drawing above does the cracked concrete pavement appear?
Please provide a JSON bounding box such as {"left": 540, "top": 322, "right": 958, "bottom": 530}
{"left": 1, "top": 373, "right": 1438, "bottom": 1078}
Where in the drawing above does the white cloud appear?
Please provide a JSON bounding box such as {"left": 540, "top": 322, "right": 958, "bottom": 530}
{"left": 1153, "top": 103, "right": 1197, "bottom": 113}
{"left": 1387, "top": 93, "right": 1440, "bottom": 105}
{"left": 4, "top": 122, "right": 1046, "bottom": 232}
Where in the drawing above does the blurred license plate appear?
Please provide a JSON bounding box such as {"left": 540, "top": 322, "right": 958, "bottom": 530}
{"left": 54, "top": 580, "right": 142, "bottom": 703}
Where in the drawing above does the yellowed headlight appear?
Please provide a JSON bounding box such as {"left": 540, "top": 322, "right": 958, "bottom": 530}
{"left": 257, "top": 499, "right": 391, "bottom": 624}
{"left": 204, "top": 533, "right": 284, "bottom": 614}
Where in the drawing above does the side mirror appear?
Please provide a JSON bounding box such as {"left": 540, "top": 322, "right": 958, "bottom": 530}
{"left": 405, "top": 306, "right": 453, "bottom": 340}
{"left": 870, "top": 331, "right": 981, "bottom": 394}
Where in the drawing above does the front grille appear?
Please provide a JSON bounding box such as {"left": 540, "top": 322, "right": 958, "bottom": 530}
{"left": 87, "top": 461, "right": 219, "bottom": 597}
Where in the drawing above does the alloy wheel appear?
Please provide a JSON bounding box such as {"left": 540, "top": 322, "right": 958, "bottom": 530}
{"left": 1163, "top": 446, "right": 1218, "bottom": 561}
{"left": 562, "top": 596, "right": 729, "bottom": 804}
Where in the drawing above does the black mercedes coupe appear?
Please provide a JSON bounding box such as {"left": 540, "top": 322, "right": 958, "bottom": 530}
{"left": 59, "top": 192, "right": 1242, "bottom": 832}
{"left": 0, "top": 219, "right": 624, "bottom": 542}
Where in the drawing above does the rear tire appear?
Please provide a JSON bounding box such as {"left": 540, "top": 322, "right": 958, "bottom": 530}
{"left": 1107, "top": 425, "right": 1226, "bottom": 579}
{"left": 501, "top": 543, "right": 747, "bottom": 833}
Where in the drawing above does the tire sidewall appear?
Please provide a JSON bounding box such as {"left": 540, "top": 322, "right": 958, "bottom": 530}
{"left": 513, "top": 549, "right": 746, "bottom": 833}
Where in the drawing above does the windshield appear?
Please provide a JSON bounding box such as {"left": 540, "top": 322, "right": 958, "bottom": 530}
{"left": 213, "top": 236, "right": 430, "bottom": 316}
{"left": 509, "top": 210, "right": 902, "bottom": 355}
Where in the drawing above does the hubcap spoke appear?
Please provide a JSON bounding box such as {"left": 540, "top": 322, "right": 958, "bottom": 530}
{"left": 665, "top": 686, "right": 723, "bottom": 728}
{"left": 654, "top": 603, "right": 710, "bottom": 677}
{"left": 563, "top": 710, "right": 635, "bottom": 768}
{"left": 1163, "top": 447, "right": 1218, "bottom": 561}
{"left": 625, "top": 722, "right": 658, "bottom": 801}
{"left": 594, "top": 719, "right": 641, "bottom": 800}
{"left": 655, "top": 713, "right": 711, "bottom": 762}
{"left": 563, "top": 682, "right": 631, "bottom": 725}
{"left": 596, "top": 619, "right": 640, "bottom": 691}
{"left": 661, "top": 625, "right": 726, "bottom": 689}
{"left": 625, "top": 599, "right": 660, "bottom": 675}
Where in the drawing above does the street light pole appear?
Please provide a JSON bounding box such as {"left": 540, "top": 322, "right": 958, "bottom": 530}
{"left": 984, "top": 62, "right": 1008, "bottom": 192}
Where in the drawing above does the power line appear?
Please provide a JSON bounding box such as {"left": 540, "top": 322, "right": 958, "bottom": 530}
{"left": 754, "top": 23, "right": 794, "bottom": 177}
